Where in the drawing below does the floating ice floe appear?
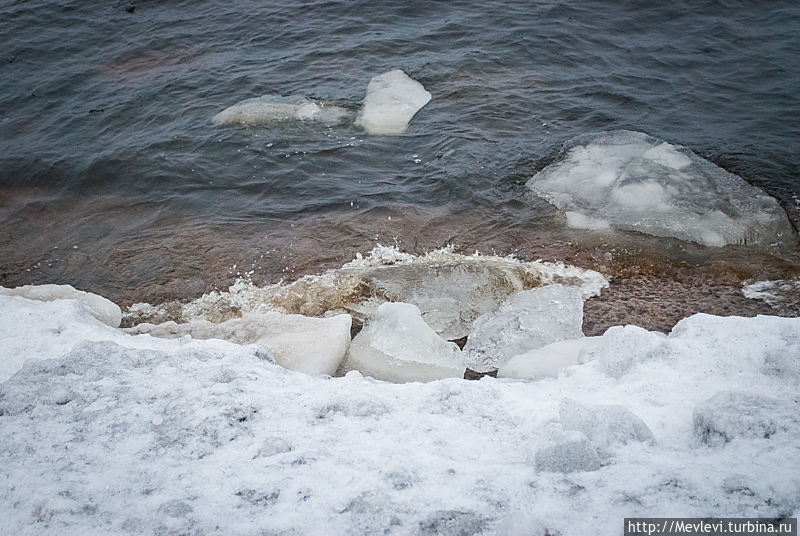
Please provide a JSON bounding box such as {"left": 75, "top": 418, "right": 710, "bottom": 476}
{"left": 1, "top": 292, "right": 799, "bottom": 534}
{"left": 340, "top": 302, "right": 465, "bottom": 382}
{"left": 355, "top": 70, "right": 431, "bottom": 135}
{"left": 211, "top": 95, "right": 350, "bottom": 126}
{"left": 0, "top": 283, "right": 121, "bottom": 327}
{"left": 527, "top": 130, "right": 794, "bottom": 247}
{"left": 127, "top": 311, "right": 351, "bottom": 376}
{"left": 464, "top": 284, "right": 585, "bottom": 372}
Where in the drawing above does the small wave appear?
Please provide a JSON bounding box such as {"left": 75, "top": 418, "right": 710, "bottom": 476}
{"left": 124, "top": 245, "right": 607, "bottom": 341}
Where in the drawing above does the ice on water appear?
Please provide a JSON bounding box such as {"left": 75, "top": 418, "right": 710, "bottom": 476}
{"left": 1, "top": 290, "right": 800, "bottom": 533}
{"left": 211, "top": 95, "right": 350, "bottom": 126}
{"left": 527, "top": 130, "right": 794, "bottom": 247}
{"left": 355, "top": 70, "right": 432, "bottom": 135}
{"left": 464, "top": 284, "right": 585, "bottom": 372}
{"left": 340, "top": 302, "right": 465, "bottom": 382}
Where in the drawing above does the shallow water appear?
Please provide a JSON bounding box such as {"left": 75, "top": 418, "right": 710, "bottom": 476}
{"left": 2, "top": 0, "right": 799, "bottom": 325}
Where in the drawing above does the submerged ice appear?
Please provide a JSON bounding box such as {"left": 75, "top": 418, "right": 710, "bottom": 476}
{"left": 211, "top": 95, "right": 350, "bottom": 126}
{"left": 2, "top": 291, "right": 799, "bottom": 534}
{"left": 527, "top": 130, "right": 794, "bottom": 247}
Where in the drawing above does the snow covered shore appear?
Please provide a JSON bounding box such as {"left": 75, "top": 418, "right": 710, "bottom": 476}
{"left": 1, "top": 276, "right": 798, "bottom": 535}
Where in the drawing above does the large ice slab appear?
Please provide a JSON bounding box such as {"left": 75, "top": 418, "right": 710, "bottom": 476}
{"left": 355, "top": 70, "right": 431, "bottom": 135}
{"left": 128, "top": 312, "right": 351, "bottom": 376}
{"left": 212, "top": 95, "right": 349, "bottom": 126}
{"left": 527, "top": 130, "right": 794, "bottom": 247}
{"left": 464, "top": 284, "right": 585, "bottom": 372}
{"left": 340, "top": 302, "right": 465, "bottom": 382}
{"left": 0, "top": 284, "right": 121, "bottom": 327}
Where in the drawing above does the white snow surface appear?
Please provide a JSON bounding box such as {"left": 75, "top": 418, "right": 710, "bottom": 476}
{"left": 527, "top": 130, "right": 794, "bottom": 247}
{"left": 355, "top": 70, "right": 431, "bottom": 135}
{"left": 211, "top": 95, "right": 350, "bottom": 126}
{"left": 464, "top": 285, "right": 585, "bottom": 372}
{"left": 341, "top": 302, "right": 465, "bottom": 383}
{"left": 0, "top": 284, "right": 121, "bottom": 327}
{"left": 126, "top": 312, "right": 352, "bottom": 376}
{"left": 2, "top": 293, "right": 799, "bottom": 535}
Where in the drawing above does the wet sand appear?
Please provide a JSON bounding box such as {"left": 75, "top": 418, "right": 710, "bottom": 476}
{"left": 2, "top": 188, "right": 798, "bottom": 334}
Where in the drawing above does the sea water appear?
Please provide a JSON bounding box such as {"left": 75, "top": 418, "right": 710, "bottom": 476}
{"left": 1, "top": 1, "right": 799, "bottom": 312}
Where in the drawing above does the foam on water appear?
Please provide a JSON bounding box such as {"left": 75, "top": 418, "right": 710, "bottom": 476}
{"left": 211, "top": 95, "right": 350, "bottom": 126}
{"left": 528, "top": 131, "right": 795, "bottom": 247}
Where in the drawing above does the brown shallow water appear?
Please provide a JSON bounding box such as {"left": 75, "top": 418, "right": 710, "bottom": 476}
{"left": 2, "top": 187, "right": 799, "bottom": 334}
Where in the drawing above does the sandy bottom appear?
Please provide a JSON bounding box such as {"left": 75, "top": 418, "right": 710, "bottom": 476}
{"left": 2, "top": 187, "right": 799, "bottom": 333}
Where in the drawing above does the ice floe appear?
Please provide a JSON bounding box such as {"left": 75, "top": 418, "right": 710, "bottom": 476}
{"left": 355, "top": 70, "right": 432, "bottom": 135}
{"left": 1, "top": 291, "right": 799, "bottom": 534}
{"left": 211, "top": 95, "right": 350, "bottom": 126}
{"left": 528, "top": 130, "right": 795, "bottom": 247}
{"left": 340, "top": 302, "right": 465, "bottom": 383}
{"left": 497, "top": 336, "right": 601, "bottom": 380}
{"left": 464, "top": 284, "right": 585, "bottom": 372}
{"left": 0, "top": 283, "right": 121, "bottom": 327}
{"left": 127, "top": 311, "right": 351, "bottom": 376}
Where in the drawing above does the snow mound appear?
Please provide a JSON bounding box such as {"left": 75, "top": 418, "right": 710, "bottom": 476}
{"left": 464, "top": 285, "right": 585, "bottom": 372}
{"left": 127, "top": 312, "right": 351, "bottom": 376}
{"left": 527, "top": 130, "right": 794, "bottom": 247}
{"left": 212, "top": 95, "right": 350, "bottom": 126}
{"left": 498, "top": 337, "right": 601, "bottom": 380}
{"left": 0, "top": 284, "right": 121, "bottom": 327}
{"left": 693, "top": 391, "right": 800, "bottom": 447}
{"left": 534, "top": 433, "right": 602, "bottom": 473}
{"left": 355, "top": 70, "right": 431, "bottom": 135}
{"left": 341, "top": 302, "right": 465, "bottom": 382}
{"left": 559, "top": 398, "right": 655, "bottom": 449}
{"left": 2, "top": 294, "right": 800, "bottom": 534}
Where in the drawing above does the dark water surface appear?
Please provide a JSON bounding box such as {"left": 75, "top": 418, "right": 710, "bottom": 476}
{"left": 2, "top": 0, "right": 799, "bottom": 323}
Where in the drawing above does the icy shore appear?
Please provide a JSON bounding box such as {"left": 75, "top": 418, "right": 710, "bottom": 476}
{"left": 1, "top": 277, "right": 798, "bottom": 534}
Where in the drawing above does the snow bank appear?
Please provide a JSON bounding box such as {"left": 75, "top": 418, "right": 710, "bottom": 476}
{"left": 464, "top": 285, "right": 585, "bottom": 372}
{"left": 341, "top": 302, "right": 465, "bottom": 382}
{"left": 127, "top": 311, "right": 351, "bottom": 376}
{"left": 527, "top": 131, "right": 794, "bottom": 247}
{"left": 355, "top": 70, "right": 431, "bottom": 135}
{"left": 212, "top": 95, "right": 350, "bottom": 126}
{"left": 0, "top": 284, "right": 121, "bottom": 327}
{"left": 2, "top": 293, "right": 799, "bottom": 535}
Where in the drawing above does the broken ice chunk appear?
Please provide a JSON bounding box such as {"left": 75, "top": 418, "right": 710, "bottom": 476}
{"left": 340, "top": 302, "right": 465, "bottom": 383}
{"left": 464, "top": 284, "right": 585, "bottom": 372}
{"left": 128, "top": 312, "right": 352, "bottom": 376}
{"left": 497, "top": 337, "right": 601, "bottom": 380}
{"left": 527, "top": 130, "right": 794, "bottom": 247}
{"left": 355, "top": 70, "right": 431, "bottom": 135}
{"left": 534, "top": 432, "right": 602, "bottom": 473}
{"left": 0, "top": 284, "right": 121, "bottom": 327}
{"left": 559, "top": 398, "right": 654, "bottom": 448}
